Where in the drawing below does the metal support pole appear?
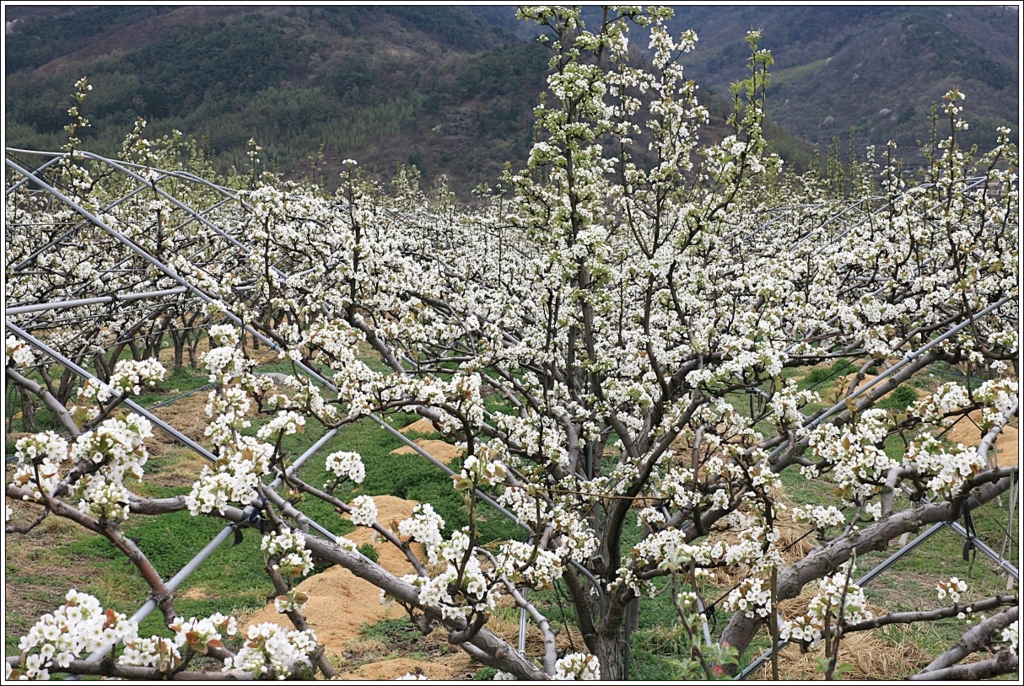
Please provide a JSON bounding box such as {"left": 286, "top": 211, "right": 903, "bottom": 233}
{"left": 623, "top": 596, "right": 638, "bottom": 680}
{"left": 767, "top": 295, "right": 1012, "bottom": 465}
{"left": 5, "top": 320, "right": 218, "bottom": 463}
{"left": 78, "top": 426, "right": 343, "bottom": 667}
{"left": 6, "top": 288, "right": 189, "bottom": 316}
{"left": 942, "top": 519, "right": 1018, "bottom": 581}
{"left": 9, "top": 158, "right": 615, "bottom": 614}
{"left": 518, "top": 587, "right": 529, "bottom": 655}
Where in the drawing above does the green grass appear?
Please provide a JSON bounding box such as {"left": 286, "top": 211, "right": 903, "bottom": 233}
{"left": 768, "top": 58, "right": 830, "bottom": 89}
{"left": 359, "top": 616, "right": 418, "bottom": 642}
{"left": 799, "top": 358, "right": 859, "bottom": 391}
{"left": 14, "top": 343, "right": 546, "bottom": 668}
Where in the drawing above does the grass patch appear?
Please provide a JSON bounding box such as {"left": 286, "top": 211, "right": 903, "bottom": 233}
{"left": 876, "top": 383, "right": 918, "bottom": 409}
{"left": 800, "top": 358, "right": 858, "bottom": 390}
{"left": 61, "top": 507, "right": 270, "bottom": 638}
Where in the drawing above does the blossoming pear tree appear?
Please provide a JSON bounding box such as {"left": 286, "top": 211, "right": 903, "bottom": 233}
{"left": 6, "top": 6, "right": 1018, "bottom": 681}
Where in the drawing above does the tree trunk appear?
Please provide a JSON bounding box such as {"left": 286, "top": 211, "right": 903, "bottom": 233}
{"left": 171, "top": 329, "right": 185, "bottom": 373}
{"left": 593, "top": 630, "right": 626, "bottom": 681}
{"left": 188, "top": 331, "right": 201, "bottom": 368}
{"left": 19, "top": 385, "right": 36, "bottom": 432}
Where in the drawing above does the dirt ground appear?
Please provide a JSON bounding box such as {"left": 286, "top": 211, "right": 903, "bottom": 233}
{"left": 241, "top": 495, "right": 479, "bottom": 679}
{"left": 243, "top": 496, "right": 418, "bottom": 644}
{"left": 399, "top": 417, "right": 438, "bottom": 435}
{"left": 945, "top": 410, "right": 1019, "bottom": 467}
{"left": 391, "top": 439, "right": 462, "bottom": 464}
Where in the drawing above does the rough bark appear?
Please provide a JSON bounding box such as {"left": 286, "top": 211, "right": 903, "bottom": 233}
{"left": 919, "top": 605, "right": 1018, "bottom": 674}
{"left": 911, "top": 651, "right": 1017, "bottom": 681}
{"left": 593, "top": 629, "right": 626, "bottom": 681}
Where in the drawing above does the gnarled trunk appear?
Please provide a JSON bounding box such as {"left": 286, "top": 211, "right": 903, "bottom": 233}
{"left": 593, "top": 629, "right": 626, "bottom": 681}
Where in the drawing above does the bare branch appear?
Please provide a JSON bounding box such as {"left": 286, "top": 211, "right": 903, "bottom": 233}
{"left": 910, "top": 650, "right": 1018, "bottom": 681}
{"left": 919, "top": 605, "right": 1018, "bottom": 674}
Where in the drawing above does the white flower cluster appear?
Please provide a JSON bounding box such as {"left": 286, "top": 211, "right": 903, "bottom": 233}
{"left": 261, "top": 528, "right": 314, "bottom": 578}
{"left": 809, "top": 408, "right": 898, "bottom": 504}
{"left": 458, "top": 452, "right": 507, "bottom": 489}
{"left": 68, "top": 414, "right": 153, "bottom": 521}
{"left": 334, "top": 535, "right": 360, "bottom": 554}
{"left": 325, "top": 451, "right": 365, "bottom": 485}
{"left": 109, "top": 358, "right": 167, "bottom": 396}
{"left": 6, "top": 335, "right": 36, "bottom": 367}
{"left": 208, "top": 324, "right": 241, "bottom": 347}
{"left": 15, "top": 590, "right": 137, "bottom": 680}
{"left": 10, "top": 431, "right": 68, "bottom": 501}
{"left": 186, "top": 438, "right": 274, "bottom": 515}
{"left": 769, "top": 379, "right": 819, "bottom": 427}
{"left": 281, "top": 380, "right": 340, "bottom": 424}
{"left": 936, "top": 576, "right": 968, "bottom": 604}
{"left": 119, "top": 635, "right": 182, "bottom": 671}
{"left": 495, "top": 540, "right": 563, "bottom": 590}
{"left": 202, "top": 345, "right": 249, "bottom": 383}
{"left": 223, "top": 623, "right": 318, "bottom": 679}
{"left": 75, "top": 359, "right": 165, "bottom": 409}
{"left": 398, "top": 503, "right": 446, "bottom": 562}
{"left": 187, "top": 339, "right": 296, "bottom": 515}
{"left": 553, "top": 652, "right": 601, "bottom": 680}
{"left": 169, "top": 613, "right": 236, "bottom": 656}
{"left": 75, "top": 380, "right": 112, "bottom": 408}
{"left": 274, "top": 588, "right": 310, "bottom": 614}
{"left": 550, "top": 506, "right": 599, "bottom": 564}
{"left": 911, "top": 382, "right": 971, "bottom": 425}
{"left": 634, "top": 528, "right": 722, "bottom": 576}
{"left": 256, "top": 410, "right": 305, "bottom": 440}
{"left": 73, "top": 473, "right": 130, "bottom": 522}
{"left": 792, "top": 504, "right": 846, "bottom": 532}
{"left": 204, "top": 386, "right": 252, "bottom": 441}
{"left": 975, "top": 378, "right": 1018, "bottom": 416}
{"left": 724, "top": 576, "right": 773, "bottom": 620}
{"left": 781, "top": 564, "right": 871, "bottom": 647}
{"left": 348, "top": 495, "right": 378, "bottom": 527}
{"left": 403, "top": 527, "right": 498, "bottom": 621}
{"left": 719, "top": 513, "right": 783, "bottom": 572}
{"left": 904, "top": 436, "right": 985, "bottom": 500}
{"left": 1001, "top": 621, "right": 1018, "bottom": 656}
{"left": 637, "top": 506, "right": 667, "bottom": 528}
{"left": 497, "top": 482, "right": 551, "bottom": 528}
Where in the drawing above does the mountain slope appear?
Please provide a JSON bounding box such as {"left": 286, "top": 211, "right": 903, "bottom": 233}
{"left": 5, "top": 6, "right": 547, "bottom": 195}
{"left": 4, "top": 5, "right": 1017, "bottom": 195}
{"left": 465, "top": 5, "right": 1018, "bottom": 153}
{"left": 663, "top": 5, "right": 1018, "bottom": 154}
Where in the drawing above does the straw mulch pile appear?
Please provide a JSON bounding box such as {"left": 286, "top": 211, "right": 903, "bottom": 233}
{"left": 751, "top": 626, "right": 931, "bottom": 680}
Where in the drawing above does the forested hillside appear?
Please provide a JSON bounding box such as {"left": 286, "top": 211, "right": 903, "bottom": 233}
{"left": 659, "top": 5, "right": 1019, "bottom": 158}
{"left": 4, "top": 5, "right": 1018, "bottom": 194}
{"left": 4, "top": 6, "right": 550, "bottom": 194}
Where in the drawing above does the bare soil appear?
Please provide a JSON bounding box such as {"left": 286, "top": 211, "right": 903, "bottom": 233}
{"left": 946, "top": 410, "right": 1019, "bottom": 467}
{"left": 242, "top": 497, "right": 430, "bottom": 673}
{"left": 399, "top": 417, "right": 438, "bottom": 436}
{"left": 391, "top": 439, "right": 462, "bottom": 465}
